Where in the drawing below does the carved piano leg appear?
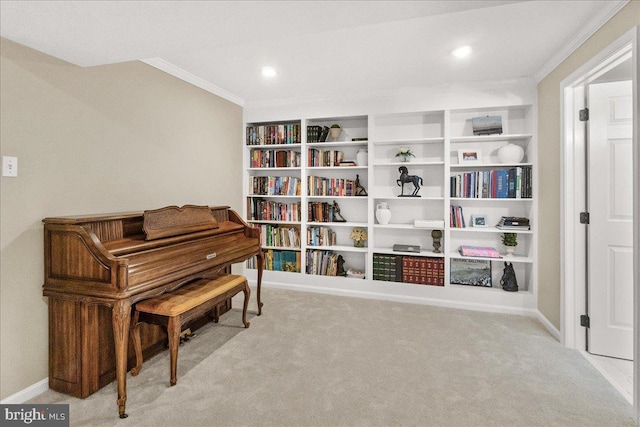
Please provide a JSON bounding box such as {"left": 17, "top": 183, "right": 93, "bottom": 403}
{"left": 242, "top": 284, "right": 251, "bottom": 328}
{"left": 256, "top": 249, "right": 265, "bottom": 315}
{"left": 167, "top": 316, "right": 181, "bottom": 386}
{"left": 112, "top": 299, "right": 132, "bottom": 419}
{"left": 129, "top": 310, "right": 142, "bottom": 377}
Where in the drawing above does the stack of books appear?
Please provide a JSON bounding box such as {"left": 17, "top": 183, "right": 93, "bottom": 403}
{"left": 496, "top": 216, "right": 530, "bottom": 230}
{"left": 373, "top": 254, "right": 402, "bottom": 282}
{"left": 402, "top": 256, "right": 444, "bottom": 286}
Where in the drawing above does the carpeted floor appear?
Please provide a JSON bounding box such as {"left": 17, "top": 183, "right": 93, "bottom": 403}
{"left": 31, "top": 287, "right": 634, "bottom": 426}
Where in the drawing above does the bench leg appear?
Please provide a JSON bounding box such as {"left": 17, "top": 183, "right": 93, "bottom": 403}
{"left": 130, "top": 310, "right": 143, "bottom": 376}
{"left": 167, "top": 316, "right": 181, "bottom": 386}
{"left": 242, "top": 283, "right": 251, "bottom": 328}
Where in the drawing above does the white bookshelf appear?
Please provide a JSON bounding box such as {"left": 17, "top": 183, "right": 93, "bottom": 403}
{"left": 243, "top": 103, "right": 537, "bottom": 314}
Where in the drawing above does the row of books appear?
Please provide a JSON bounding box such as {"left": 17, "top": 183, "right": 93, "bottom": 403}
{"left": 450, "top": 166, "right": 532, "bottom": 199}
{"left": 307, "top": 226, "right": 337, "bottom": 247}
{"left": 250, "top": 149, "right": 301, "bottom": 168}
{"left": 257, "top": 224, "right": 301, "bottom": 248}
{"left": 306, "top": 250, "right": 344, "bottom": 276}
{"left": 373, "top": 254, "right": 444, "bottom": 286}
{"left": 307, "top": 125, "right": 331, "bottom": 143}
{"left": 246, "top": 124, "right": 301, "bottom": 145}
{"left": 307, "top": 149, "right": 344, "bottom": 167}
{"left": 248, "top": 199, "right": 302, "bottom": 222}
{"left": 307, "top": 176, "right": 355, "bottom": 197}
{"left": 245, "top": 250, "right": 301, "bottom": 272}
{"left": 249, "top": 176, "right": 301, "bottom": 196}
{"left": 308, "top": 201, "right": 339, "bottom": 222}
{"left": 450, "top": 205, "right": 466, "bottom": 228}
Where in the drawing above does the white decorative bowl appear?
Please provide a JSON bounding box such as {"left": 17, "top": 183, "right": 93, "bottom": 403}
{"left": 497, "top": 143, "right": 525, "bottom": 164}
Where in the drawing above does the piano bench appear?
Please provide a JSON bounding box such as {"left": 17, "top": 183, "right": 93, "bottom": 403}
{"left": 130, "top": 274, "right": 250, "bottom": 386}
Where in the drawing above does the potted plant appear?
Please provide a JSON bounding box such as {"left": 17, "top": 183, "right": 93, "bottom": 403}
{"left": 350, "top": 227, "right": 368, "bottom": 248}
{"left": 501, "top": 232, "right": 517, "bottom": 255}
{"left": 395, "top": 147, "right": 415, "bottom": 163}
{"left": 329, "top": 124, "right": 342, "bottom": 141}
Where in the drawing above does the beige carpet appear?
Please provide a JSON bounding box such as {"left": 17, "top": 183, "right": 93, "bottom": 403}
{"left": 31, "top": 287, "right": 633, "bottom": 426}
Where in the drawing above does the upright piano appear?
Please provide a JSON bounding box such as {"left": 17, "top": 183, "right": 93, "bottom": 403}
{"left": 42, "top": 205, "right": 263, "bottom": 418}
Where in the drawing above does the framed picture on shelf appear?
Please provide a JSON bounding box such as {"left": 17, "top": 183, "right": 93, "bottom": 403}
{"left": 450, "top": 258, "right": 492, "bottom": 287}
{"left": 471, "top": 214, "right": 488, "bottom": 228}
{"left": 471, "top": 115, "right": 503, "bottom": 135}
{"left": 457, "top": 149, "right": 483, "bottom": 165}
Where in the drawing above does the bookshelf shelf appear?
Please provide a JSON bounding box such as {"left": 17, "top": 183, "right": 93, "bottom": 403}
{"left": 374, "top": 247, "right": 444, "bottom": 257}
{"left": 449, "top": 134, "right": 532, "bottom": 143}
{"left": 244, "top": 103, "right": 536, "bottom": 310}
{"left": 450, "top": 227, "right": 533, "bottom": 234}
{"left": 449, "top": 253, "right": 534, "bottom": 263}
{"left": 308, "top": 221, "right": 368, "bottom": 228}
{"left": 374, "top": 137, "right": 445, "bottom": 145}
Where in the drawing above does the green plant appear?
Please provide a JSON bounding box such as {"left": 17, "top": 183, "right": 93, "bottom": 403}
{"left": 330, "top": 124, "right": 340, "bottom": 129}
{"left": 395, "top": 147, "right": 415, "bottom": 158}
{"left": 501, "top": 232, "right": 517, "bottom": 247}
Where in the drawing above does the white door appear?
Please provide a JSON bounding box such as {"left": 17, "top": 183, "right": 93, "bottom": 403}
{"left": 588, "top": 80, "right": 633, "bottom": 360}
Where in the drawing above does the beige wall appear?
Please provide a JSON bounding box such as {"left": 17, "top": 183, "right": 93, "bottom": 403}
{"left": 537, "top": 2, "right": 639, "bottom": 329}
{"left": 0, "top": 38, "right": 243, "bottom": 399}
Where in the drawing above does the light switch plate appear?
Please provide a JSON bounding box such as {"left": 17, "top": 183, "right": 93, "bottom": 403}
{"left": 2, "top": 156, "right": 18, "bottom": 177}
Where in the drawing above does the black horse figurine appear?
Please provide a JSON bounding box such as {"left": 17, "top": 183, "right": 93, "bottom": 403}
{"left": 500, "top": 262, "right": 518, "bottom": 292}
{"left": 397, "top": 166, "right": 423, "bottom": 197}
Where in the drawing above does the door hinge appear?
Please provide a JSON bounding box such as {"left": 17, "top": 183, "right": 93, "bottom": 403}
{"left": 580, "top": 314, "right": 590, "bottom": 328}
{"left": 579, "top": 108, "right": 589, "bottom": 121}
{"left": 579, "top": 212, "right": 589, "bottom": 224}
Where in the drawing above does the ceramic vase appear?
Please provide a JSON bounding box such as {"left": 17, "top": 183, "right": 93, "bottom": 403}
{"left": 329, "top": 128, "right": 342, "bottom": 141}
{"left": 375, "top": 202, "right": 392, "bottom": 225}
{"left": 497, "top": 143, "right": 524, "bottom": 164}
{"left": 356, "top": 149, "right": 368, "bottom": 167}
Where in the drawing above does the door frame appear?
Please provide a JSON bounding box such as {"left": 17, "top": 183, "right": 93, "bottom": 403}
{"left": 560, "top": 26, "right": 638, "bottom": 421}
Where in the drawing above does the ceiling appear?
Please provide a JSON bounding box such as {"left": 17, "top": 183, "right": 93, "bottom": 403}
{"left": 0, "top": 1, "right": 627, "bottom": 105}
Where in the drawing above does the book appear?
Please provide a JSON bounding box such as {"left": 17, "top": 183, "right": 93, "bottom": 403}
{"left": 338, "top": 161, "right": 357, "bottom": 167}
{"left": 401, "top": 256, "right": 444, "bottom": 286}
{"left": 496, "top": 216, "right": 530, "bottom": 230}
{"left": 459, "top": 245, "right": 501, "bottom": 258}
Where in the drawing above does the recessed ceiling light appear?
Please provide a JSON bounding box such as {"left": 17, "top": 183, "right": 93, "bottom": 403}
{"left": 261, "top": 66, "right": 277, "bottom": 78}
{"left": 451, "top": 46, "right": 472, "bottom": 58}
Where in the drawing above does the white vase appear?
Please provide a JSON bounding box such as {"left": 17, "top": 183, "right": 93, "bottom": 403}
{"left": 329, "top": 128, "right": 342, "bottom": 141}
{"left": 356, "top": 149, "right": 368, "bottom": 167}
{"left": 375, "top": 202, "right": 391, "bottom": 225}
{"left": 505, "top": 246, "right": 516, "bottom": 255}
{"left": 498, "top": 143, "right": 525, "bottom": 164}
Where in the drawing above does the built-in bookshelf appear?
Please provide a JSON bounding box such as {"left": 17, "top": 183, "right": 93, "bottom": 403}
{"left": 243, "top": 104, "right": 537, "bottom": 313}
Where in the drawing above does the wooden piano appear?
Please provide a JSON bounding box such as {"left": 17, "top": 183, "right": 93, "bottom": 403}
{"left": 42, "top": 205, "right": 264, "bottom": 418}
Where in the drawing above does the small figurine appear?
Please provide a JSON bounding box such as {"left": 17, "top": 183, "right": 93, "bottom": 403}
{"left": 397, "top": 166, "right": 423, "bottom": 197}
{"left": 500, "top": 262, "right": 518, "bottom": 292}
{"left": 337, "top": 255, "right": 346, "bottom": 276}
{"left": 431, "top": 229, "right": 442, "bottom": 253}
{"left": 354, "top": 174, "right": 367, "bottom": 196}
{"left": 332, "top": 200, "right": 347, "bottom": 222}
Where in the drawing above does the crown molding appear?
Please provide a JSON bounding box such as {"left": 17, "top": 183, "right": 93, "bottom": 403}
{"left": 534, "top": 0, "right": 630, "bottom": 83}
{"left": 141, "top": 58, "right": 245, "bottom": 107}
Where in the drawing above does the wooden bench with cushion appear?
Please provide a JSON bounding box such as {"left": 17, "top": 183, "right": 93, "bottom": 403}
{"left": 130, "top": 274, "right": 250, "bottom": 386}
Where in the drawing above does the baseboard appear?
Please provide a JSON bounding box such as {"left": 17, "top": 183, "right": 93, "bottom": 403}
{"left": 0, "top": 378, "right": 48, "bottom": 404}
{"left": 260, "top": 280, "right": 538, "bottom": 317}
{"left": 579, "top": 350, "right": 633, "bottom": 406}
{"left": 535, "top": 310, "right": 561, "bottom": 341}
